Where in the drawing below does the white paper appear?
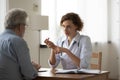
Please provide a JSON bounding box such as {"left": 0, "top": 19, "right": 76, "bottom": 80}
{"left": 55, "top": 69, "right": 78, "bottom": 74}
{"left": 77, "top": 69, "right": 101, "bottom": 74}
{"left": 55, "top": 69, "right": 102, "bottom": 74}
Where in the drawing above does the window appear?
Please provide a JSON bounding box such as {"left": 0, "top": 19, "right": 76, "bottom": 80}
{"left": 41, "top": 0, "right": 108, "bottom": 44}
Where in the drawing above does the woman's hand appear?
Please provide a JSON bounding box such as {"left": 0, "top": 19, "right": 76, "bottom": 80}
{"left": 44, "top": 38, "right": 56, "bottom": 49}
{"left": 44, "top": 38, "right": 69, "bottom": 54}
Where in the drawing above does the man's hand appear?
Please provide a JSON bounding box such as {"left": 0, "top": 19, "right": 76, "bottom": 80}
{"left": 32, "top": 61, "right": 41, "bottom": 71}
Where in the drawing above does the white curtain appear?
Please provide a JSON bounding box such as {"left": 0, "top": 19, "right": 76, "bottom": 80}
{"left": 0, "top": 0, "right": 6, "bottom": 34}
{"left": 41, "top": 0, "right": 107, "bottom": 43}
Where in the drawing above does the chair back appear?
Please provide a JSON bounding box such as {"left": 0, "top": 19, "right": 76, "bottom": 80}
{"left": 90, "top": 52, "right": 102, "bottom": 70}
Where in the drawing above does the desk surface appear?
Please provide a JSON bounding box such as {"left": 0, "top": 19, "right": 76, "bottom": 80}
{"left": 34, "top": 68, "right": 109, "bottom": 80}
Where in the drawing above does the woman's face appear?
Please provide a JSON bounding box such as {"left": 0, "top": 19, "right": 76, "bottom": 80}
{"left": 61, "top": 20, "right": 77, "bottom": 37}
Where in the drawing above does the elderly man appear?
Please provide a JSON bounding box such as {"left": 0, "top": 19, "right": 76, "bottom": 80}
{"left": 0, "top": 8, "right": 40, "bottom": 80}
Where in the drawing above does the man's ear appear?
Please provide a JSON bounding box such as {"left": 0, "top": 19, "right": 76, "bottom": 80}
{"left": 18, "top": 24, "right": 23, "bottom": 32}
{"left": 15, "top": 24, "right": 21, "bottom": 31}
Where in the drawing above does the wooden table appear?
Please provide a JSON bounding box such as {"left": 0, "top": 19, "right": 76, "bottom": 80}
{"left": 34, "top": 68, "right": 109, "bottom": 80}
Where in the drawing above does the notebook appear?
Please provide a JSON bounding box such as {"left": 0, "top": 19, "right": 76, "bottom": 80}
{"left": 55, "top": 69, "right": 102, "bottom": 74}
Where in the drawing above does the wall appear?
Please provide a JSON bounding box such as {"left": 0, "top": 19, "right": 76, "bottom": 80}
{"left": 108, "top": 0, "right": 120, "bottom": 79}
{"left": 40, "top": 48, "right": 62, "bottom": 68}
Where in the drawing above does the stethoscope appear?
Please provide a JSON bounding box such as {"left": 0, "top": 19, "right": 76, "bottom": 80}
{"left": 60, "top": 41, "right": 80, "bottom": 56}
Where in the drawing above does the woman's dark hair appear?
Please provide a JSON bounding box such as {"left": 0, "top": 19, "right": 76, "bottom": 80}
{"left": 60, "top": 12, "right": 83, "bottom": 31}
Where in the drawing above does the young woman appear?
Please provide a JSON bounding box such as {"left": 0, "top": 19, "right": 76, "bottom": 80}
{"left": 44, "top": 12, "right": 92, "bottom": 70}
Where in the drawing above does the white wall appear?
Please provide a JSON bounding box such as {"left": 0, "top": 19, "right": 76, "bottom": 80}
{"left": 40, "top": 48, "right": 62, "bottom": 68}
{"left": 107, "top": 0, "right": 120, "bottom": 79}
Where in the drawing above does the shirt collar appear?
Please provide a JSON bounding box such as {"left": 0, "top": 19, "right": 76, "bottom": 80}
{"left": 4, "top": 29, "right": 16, "bottom": 35}
{"left": 72, "top": 32, "right": 80, "bottom": 44}
{"left": 61, "top": 32, "right": 80, "bottom": 44}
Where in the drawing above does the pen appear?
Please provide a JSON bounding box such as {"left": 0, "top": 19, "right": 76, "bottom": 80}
{"left": 38, "top": 70, "right": 47, "bottom": 72}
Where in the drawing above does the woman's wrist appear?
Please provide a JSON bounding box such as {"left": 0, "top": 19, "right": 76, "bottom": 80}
{"left": 61, "top": 48, "right": 68, "bottom": 53}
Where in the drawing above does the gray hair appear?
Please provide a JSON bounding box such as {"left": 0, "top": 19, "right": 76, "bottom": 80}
{"left": 4, "top": 8, "right": 28, "bottom": 29}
